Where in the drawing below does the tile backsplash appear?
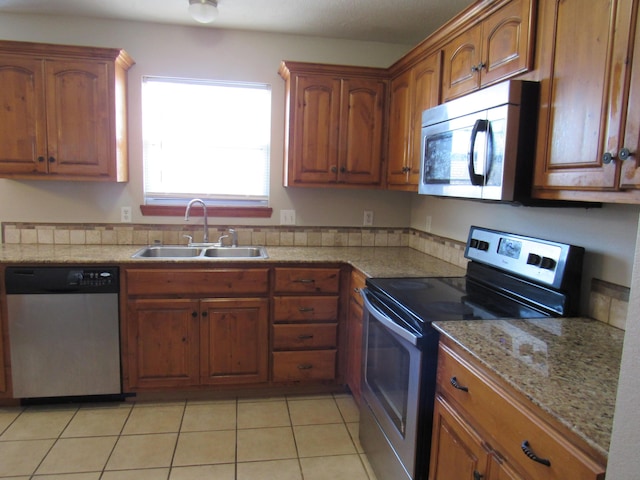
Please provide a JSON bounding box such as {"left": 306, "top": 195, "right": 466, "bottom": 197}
{"left": 1, "top": 222, "right": 627, "bottom": 329}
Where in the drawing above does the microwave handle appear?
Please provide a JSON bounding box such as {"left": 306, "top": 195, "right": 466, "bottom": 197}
{"left": 469, "top": 119, "right": 489, "bottom": 186}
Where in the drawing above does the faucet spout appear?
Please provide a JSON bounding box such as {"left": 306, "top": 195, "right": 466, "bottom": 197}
{"left": 184, "top": 199, "right": 209, "bottom": 243}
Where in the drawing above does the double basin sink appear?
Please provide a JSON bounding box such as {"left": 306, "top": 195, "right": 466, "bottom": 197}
{"left": 132, "top": 245, "right": 268, "bottom": 260}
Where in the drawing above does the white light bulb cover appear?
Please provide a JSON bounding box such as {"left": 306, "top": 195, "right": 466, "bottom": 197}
{"left": 188, "top": 0, "right": 218, "bottom": 23}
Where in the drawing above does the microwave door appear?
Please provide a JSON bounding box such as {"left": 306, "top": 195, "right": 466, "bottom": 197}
{"left": 419, "top": 112, "right": 487, "bottom": 199}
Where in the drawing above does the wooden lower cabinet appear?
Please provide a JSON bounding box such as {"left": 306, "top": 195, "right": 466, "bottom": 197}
{"left": 272, "top": 266, "right": 342, "bottom": 383}
{"left": 200, "top": 298, "right": 269, "bottom": 385}
{"left": 345, "top": 269, "right": 366, "bottom": 403}
{"left": 126, "top": 298, "right": 200, "bottom": 389}
{"left": 430, "top": 340, "right": 606, "bottom": 480}
{"left": 430, "top": 395, "right": 493, "bottom": 480}
{"left": 123, "top": 267, "right": 270, "bottom": 391}
{"left": 272, "top": 350, "right": 337, "bottom": 382}
{"left": 126, "top": 297, "right": 268, "bottom": 390}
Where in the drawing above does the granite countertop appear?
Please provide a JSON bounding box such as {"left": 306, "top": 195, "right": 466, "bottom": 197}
{"left": 433, "top": 318, "right": 624, "bottom": 459}
{"left": 0, "top": 244, "right": 466, "bottom": 278}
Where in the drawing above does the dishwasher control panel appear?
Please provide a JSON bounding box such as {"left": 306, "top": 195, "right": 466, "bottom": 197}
{"left": 6, "top": 266, "right": 119, "bottom": 294}
{"left": 67, "top": 269, "right": 116, "bottom": 288}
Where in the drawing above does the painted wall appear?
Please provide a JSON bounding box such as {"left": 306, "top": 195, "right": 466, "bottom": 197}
{"left": 607, "top": 213, "right": 640, "bottom": 478}
{"left": 0, "top": 13, "right": 413, "bottom": 227}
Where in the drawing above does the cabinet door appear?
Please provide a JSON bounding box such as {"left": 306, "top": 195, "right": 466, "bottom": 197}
{"left": 534, "top": 0, "right": 634, "bottom": 191}
{"left": 126, "top": 299, "right": 200, "bottom": 389}
{"left": 339, "top": 78, "right": 385, "bottom": 185}
{"left": 0, "top": 56, "right": 47, "bottom": 175}
{"left": 200, "top": 298, "right": 269, "bottom": 385}
{"left": 346, "top": 295, "right": 363, "bottom": 402}
{"left": 442, "top": 24, "right": 483, "bottom": 101}
{"left": 386, "top": 69, "right": 413, "bottom": 186}
{"left": 410, "top": 52, "right": 441, "bottom": 185}
{"left": 387, "top": 53, "right": 441, "bottom": 190}
{"left": 45, "top": 59, "right": 111, "bottom": 178}
{"left": 429, "top": 396, "right": 491, "bottom": 480}
{"left": 487, "top": 455, "right": 526, "bottom": 480}
{"left": 289, "top": 75, "right": 341, "bottom": 184}
{"left": 481, "top": 0, "right": 532, "bottom": 87}
{"left": 619, "top": 5, "right": 640, "bottom": 189}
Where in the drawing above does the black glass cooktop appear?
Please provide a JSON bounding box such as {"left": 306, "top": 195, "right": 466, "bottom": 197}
{"left": 366, "top": 276, "right": 551, "bottom": 328}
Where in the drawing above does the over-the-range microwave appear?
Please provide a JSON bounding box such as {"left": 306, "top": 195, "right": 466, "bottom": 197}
{"left": 419, "top": 80, "right": 540, "bottom": 204}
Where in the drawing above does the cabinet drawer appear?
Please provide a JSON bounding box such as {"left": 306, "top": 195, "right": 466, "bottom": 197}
{"left": 274, "top": 268, "right": 340, "bottom": 293}
{"left": 126, "top": 268, "right": 269, "bottom": 296}
{"left": 273, "top": 296, "right": 339, "bottom": 322}
{"left": 437, "top": 344, "right": 604, "bottom": 480}
{"left": 273, "top": 323, "right": 337, "bottom": 350}
{"left": 272, "top": 350, "right": 336, "bottom": 381}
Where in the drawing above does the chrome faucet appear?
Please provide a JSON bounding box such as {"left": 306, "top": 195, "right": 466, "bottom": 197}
{"left": 184, "top": 199, "right": 209, "bottom": 243}
{"left": 217, "top": 228, "right": 238, "bottom": 247}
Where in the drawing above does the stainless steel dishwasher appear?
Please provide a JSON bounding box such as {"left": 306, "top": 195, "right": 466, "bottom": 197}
{"left": 6, "top": 266, "right": 121, "bottom": 399}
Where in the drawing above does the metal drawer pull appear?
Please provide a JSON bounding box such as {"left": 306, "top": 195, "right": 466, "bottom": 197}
{"left": 293, "top": 279, "right": 315, "bottom": 284}
{"left": 473, "top": 471, "right": 483, "bottom": 480}
{"left": 297, "top": 363, "right": 313, "bottom": 370}
{"left": 521, "top": 440, "right": 551, "bottom": 467}
{"left": 450, "top": 376, "right": 469, "bottom": 392}
{"left": 297, "top": 334, "right": 314, "bottom": 340}
{"left": 298, "top": 307, "right": 315, "bottom": 312}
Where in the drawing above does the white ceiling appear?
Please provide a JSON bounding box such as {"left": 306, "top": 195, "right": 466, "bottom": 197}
{"left": 0, "top": 0, "right": 475, "bottom": 45}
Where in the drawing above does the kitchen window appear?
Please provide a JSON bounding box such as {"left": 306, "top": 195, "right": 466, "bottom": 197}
{"left": 140, "top": 76, "right": 272, "bottom": 217}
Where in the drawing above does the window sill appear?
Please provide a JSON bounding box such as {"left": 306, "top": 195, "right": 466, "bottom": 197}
{"left": 140, "top": 205, "right": 273, "bottom": 218}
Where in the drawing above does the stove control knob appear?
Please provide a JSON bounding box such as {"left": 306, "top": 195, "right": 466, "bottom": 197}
{"left": 469, "top": 239, "right": 479, "bottom": 248}
{"left": 540, "top": 257, "right": 557, "bottom": 270}
{"left": 477, "top": 240, "right": 490, "bottom": 251}
{"left": 527, "top": 253, "right": 542, "bottom": 266}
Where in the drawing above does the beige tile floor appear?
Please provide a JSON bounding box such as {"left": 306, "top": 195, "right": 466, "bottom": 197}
{"left": 0, "top": 392, "right": 378, "bottom": 480}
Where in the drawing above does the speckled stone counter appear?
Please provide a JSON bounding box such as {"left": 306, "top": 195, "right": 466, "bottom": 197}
{"left": 433, "top": 318, "right": 624, "bottom": 459}
{"left": 0, "top": 244, "right": 466, "bottom": 278}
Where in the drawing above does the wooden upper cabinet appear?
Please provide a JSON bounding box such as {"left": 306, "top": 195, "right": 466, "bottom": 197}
{"left": 533, "top": 0, "right": 640, "bottom": 202}
{"left": 44, "top": 60, "right": 111, "bottom": 177}
{"left": 387, "top": 52, "right": 441, "bottom": 190}
{"left": 0, "top": 41, "right": 134, "bottom": 182}
{"left": 442, "top": 0, "right": 534, "bottom": 101}
{"left": 279, "top": 61, "right": 387, "bottom": 188}
{"left": 387, "top": 70, "right": 413, "bottom": 188}
{"left": 339, "top": 78, "right": 385, "bottom": 185}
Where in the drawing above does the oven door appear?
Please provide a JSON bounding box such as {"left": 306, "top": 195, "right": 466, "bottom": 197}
{"left": 360, "top": 288, "right": 422, "bottom": 480}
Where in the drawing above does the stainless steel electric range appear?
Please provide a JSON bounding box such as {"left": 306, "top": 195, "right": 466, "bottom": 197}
{"left": 359, "top": 226, "right": 585, "bottom": 480}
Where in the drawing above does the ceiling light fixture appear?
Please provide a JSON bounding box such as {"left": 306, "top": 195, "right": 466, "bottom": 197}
{"left": 188, "top": 0, "right": 219, "bottom": 24}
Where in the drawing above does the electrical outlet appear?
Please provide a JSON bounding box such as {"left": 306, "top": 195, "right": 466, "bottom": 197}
{"left": 363, "top": 210, "right": 374, "bottom": 226}
{"left": 425, "top": 215, "right": 432, "bottom": 232}
{"left": 121, "top": 206, "right": 132, "bottom": 223}
{"left": 280, "top": 209, "right": 296, "bottom": 225}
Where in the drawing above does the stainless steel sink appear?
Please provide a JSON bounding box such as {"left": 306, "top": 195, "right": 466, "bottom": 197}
{"left": 132, "top": 245, "right": 268, "bottom": 259}
{"left": 203, "top": 247, "right": 266, "bottom": 258}
{"left": 132, "top": 246, "right": 203, "bottom": 258}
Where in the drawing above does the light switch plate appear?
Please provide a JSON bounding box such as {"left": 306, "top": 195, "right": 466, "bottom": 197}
{"left": 280, "top": 210, "right": 296, "bottom": 225}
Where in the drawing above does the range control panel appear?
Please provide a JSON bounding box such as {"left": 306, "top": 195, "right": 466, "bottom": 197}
{"left": 464, "top": 226, "right": 584, "bottom": 289}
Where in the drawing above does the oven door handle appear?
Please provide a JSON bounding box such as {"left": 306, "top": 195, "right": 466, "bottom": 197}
{"left": 361, "top": 288, "right": 420, "bottom": 346}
